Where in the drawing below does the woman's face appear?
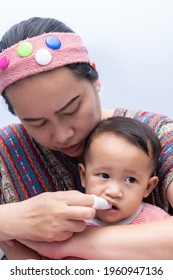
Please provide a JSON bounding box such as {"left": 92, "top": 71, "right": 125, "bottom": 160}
{"left": 6, "top": 67, "right": 101, "bottom": 157}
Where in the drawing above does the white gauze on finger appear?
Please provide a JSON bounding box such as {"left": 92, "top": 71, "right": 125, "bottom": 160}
{"left": 91, "top": 194, "right": 112, "bottom": 210}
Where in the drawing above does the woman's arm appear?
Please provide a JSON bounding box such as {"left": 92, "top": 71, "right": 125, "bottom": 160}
{"left": 18, "top": 215, "right": 173, "bottom": 260}
{"left": 55, "top": 217, "right": 173, "bottom": 260}
{"left": 77, "top": 218, "right": 173, "bottom": 259}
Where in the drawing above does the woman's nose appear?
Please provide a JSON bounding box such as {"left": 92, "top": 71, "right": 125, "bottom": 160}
{"left": 52, "top": 123, "right": 74, "bottom": 144}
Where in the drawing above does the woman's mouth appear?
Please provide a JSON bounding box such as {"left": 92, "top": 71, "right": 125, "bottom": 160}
{"left": 61, "top": 142, "right": 83, "bottom": 156}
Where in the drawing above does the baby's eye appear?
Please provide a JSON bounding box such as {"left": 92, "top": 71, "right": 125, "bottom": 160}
{"left": 98, "top": 173, "right": 110, "bottom": 179}
{"left": 124, "top": 177, "right": 136, "bottom": 184}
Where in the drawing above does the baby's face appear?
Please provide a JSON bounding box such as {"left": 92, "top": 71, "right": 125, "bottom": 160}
{"left": 82, "top": 133, "right": 154, "bottom": 223}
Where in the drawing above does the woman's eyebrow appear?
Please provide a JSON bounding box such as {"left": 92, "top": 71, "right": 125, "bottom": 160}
{"left": 22, "top": 95, "right": 80, "bottom": 122}
{"left": 22, "top": 117, "right": 43, "bottom": 122}
{"left": 56, "top": 95, "right": 80, "bottom": 113}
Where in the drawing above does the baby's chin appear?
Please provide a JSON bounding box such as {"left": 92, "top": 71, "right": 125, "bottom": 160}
{"left": 96, "top": 209, "right": 122, "bottom": 224}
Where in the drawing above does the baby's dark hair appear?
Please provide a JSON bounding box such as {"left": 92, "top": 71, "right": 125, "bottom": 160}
{"left": 0, "top": 17, "right": 98, "bottom": 115}
{"left": 84, "top": 116, "right": 161, "bottom": 172}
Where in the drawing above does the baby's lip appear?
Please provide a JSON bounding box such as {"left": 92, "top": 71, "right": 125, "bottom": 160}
{"left": 107, "top": 200, "right": 119, "bottom": 210}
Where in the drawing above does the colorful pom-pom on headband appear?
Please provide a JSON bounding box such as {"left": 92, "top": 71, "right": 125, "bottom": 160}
{"left": 0, "top": 32, "right": 89, "bottom": 95}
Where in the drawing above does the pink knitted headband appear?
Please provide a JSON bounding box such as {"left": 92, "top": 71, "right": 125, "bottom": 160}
{"left": 0, "top": 32, "right": 89, "bottom": 95}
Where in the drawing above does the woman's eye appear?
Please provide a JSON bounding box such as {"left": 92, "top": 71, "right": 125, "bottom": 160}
{"left": 30, "top": 121, "right": 47, "bottom": 128}
{"left": 124, "top": 177, "right": 136, "bottom": 184}
{"left": 63, "top": 103, "right": 79, "bottom": 115}
{"left": 98, "top": 173, "right": 110, "bottom": 179}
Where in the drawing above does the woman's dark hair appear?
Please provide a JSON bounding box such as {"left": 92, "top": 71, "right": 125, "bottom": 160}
{"left": 0, "top": 17, "right": 98, "bottom": 115}
{"left": 84, "top": 116, "right": 161, "bottom": 172}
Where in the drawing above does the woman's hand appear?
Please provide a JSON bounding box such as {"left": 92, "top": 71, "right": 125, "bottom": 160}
{"left": 1, "top": 191, "right": 95, "bottom": 242}
{"left": 18, "top": 239, "right": 65, "bottom": 259}
{"left": 0, "top": 241, "right": 42, "bottom": 260}
{"left": 19, "top": 226, "right": 101, "bottom": 259}
{"left": 19, "top": 231, "right": 87, "bottom": 259}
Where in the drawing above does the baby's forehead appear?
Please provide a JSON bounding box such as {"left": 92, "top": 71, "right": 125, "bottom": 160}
{"left": 90, "top": 131, "right": 131, "bottom": 144}
{"left": 87, "top": 132, "right": 153, "bottom": 162}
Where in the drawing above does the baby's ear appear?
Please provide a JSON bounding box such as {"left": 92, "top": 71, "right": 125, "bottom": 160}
{"left": 78, "top": 163, "right": 86, "bottom": 188}
{"left": 143, "top": 176, "right": 159, "bottom": 198}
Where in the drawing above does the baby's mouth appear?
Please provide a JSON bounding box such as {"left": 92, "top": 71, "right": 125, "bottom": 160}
{"left": 110, "top": 202, "right": 119, "bottom": 211}
{"left": 107, "top": 200, "right": 119, "bottom": 211}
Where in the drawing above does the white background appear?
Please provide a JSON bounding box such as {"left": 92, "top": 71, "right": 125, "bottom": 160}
{"left": 0, "top": 0, "right": 173, "bottom": 127}
{"left": 1, "top": 260, "right": 173, "bottom": 279}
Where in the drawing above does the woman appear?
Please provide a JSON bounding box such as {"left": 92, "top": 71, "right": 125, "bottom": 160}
{"left": 0, "top": 16, "right": 173, "bottom": 259}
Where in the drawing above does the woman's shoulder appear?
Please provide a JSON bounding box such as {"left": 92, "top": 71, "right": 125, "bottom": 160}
{"left": 113, "top": 107, "right": 173, "bottom": 134}
{"left": 0, "top": 123, "right": 26, "bottom": 143}
{"left": 0, "top": 122, "right": 23, "bottom": 133}
{"left": 113, "top": 107, "right": 173, "bottom": 122}
{"left": 103, "top": 106, "right": 166, "bottom": 120}
{"left": 0, "top": 123, "right": 31, "bottom": 156}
